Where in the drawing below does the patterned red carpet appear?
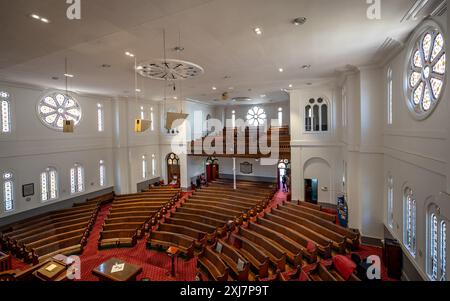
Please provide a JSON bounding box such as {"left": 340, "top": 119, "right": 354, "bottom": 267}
{"left": 9, "top": 189, "right": 396, "bottom": 281}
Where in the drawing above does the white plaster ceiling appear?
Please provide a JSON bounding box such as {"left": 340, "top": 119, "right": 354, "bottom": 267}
{"left": 0, "top": 0, "right": 422, "bottom": 105}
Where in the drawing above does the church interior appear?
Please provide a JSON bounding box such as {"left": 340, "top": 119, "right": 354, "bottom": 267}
{"left": 0, "top": 0, "right": 449, "bottom": 284}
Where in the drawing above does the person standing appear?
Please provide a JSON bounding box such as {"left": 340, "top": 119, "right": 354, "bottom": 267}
{"left": 282, "top": 175, "right": 287, "bottom": 192}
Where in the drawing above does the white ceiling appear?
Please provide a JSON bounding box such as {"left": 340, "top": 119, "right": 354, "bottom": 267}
{"left": 0, "top": 0, "right": 421, "bottom": 105}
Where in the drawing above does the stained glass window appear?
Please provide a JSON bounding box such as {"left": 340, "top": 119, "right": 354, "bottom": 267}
{"left": 404, "top": 188, "right": 416, "bottom": 256}
{"left": 70, "top": 164, "right": 84, "bottom": 194}
{"left": 1, "top": 91, "right": 11, "bottom": 133}
{"left": 38, "top": 92, "right": 82, "bottom": 130}
{"left": 246, "top": 106, "right": 266, "bottom": 127}
{"left": 407, "top": 28, "right": 446, "bottom": 118}
{"left": 41, "top": 167, "right": 58, "bottom": 202}
{"left": 3, "top": 172, "right": 14, "bottom": 212}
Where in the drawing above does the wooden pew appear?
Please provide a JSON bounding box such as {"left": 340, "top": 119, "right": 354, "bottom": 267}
{"left": 282, "top": 202, "right": 336, "bottom": 222}
{"left": 186, "top": 199, "right": 251, "bottom": 211}
{"left": 164, "top": 217, "right": 217, "bottom": 242}
{"left": 147, "top": 231, "right": 195, "bottom": 258}
{"left": 99, "top": 230, "right": 138, "bottom": 249}
{"left": 277, "top": 204, "right": 360, "bottom": 248}
{"left": 229, "top": 233, "right": 270, "bottom": 278}
{"left": 181, "top": 203, "right": 243, "bottom": 217}
{"left": 156, "top": 223, "right": 207, "bottom": 247}
{"left": 197, "top": 246, "right": 229, "bottom": 281}
{"left": 306, "top": 263, "right": 340, "bottom": 281}
{"left": 176, "top": 207, "right": 231, "bottom": 222}
{"left": 265, "top": 211, "right": 332, "bottom": 258}
{"left": 280, "top": 265, "right": 311, "bottom": 281}
{"left": 297, "top": 201, "right": 322, "bottom": 211}
{"left": 212, "top": 240, "right": 250, "bottom": 281}
{"left": 247, "top": 221, "right": 303, "bottom": 267}
{"left": 0, "top": 253, "right": 12, "bottom": 272}
{"left": 170, "top": 212, "right": 227, "bottom": 236}
{"left": 32, "top": 235, "right": 85, "bottom": 264}
{"left": 236, "top": 227, "right": 287, "bottom": 272}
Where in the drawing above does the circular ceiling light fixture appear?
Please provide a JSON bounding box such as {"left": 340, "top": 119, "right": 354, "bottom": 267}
{"left": 293, "top": 17, "right": 307, "bottom": 26}
{"left": 136, "top": 59, "right": 204, "bottom": 81}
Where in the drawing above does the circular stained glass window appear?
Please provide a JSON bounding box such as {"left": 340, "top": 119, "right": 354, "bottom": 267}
{"left": 405, "top": 22, "right": 446, "bottom": 119}
{"left": 246, "top": 106, "right": 267, "bottom": 127}
{"left": 37, "top": 91, "right": 82, "bottom": 130}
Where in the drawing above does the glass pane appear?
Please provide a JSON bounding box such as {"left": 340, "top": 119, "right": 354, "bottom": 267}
{"left": 410, "top": 72, "right": 421, "bottom": 87}
{"left": 77, "top": 166, "right": 84, "bottom": 192}
{"left": 431, "top": 214, "right": 438, "bottom": 280}
{"left": 422, "top": 33, "right": 433, "bottom": 62}
{"left": 413, "top": 50, "right": 423, "bottom": 68}
{"left": 4, "top": 180, "right": 13, "bottom": 211}
{"left": 1, "top": 100, "right": 10, "bottom": 133}
{"left": 414, "top": 82, "right": 424, "bottom": 105}
{"left": 50, "top": 171, "right": 57, "bottom": 199}
{"left": 423, "top": 86, "right": 432, "bottom": 111}
{"left": 70, "top": 168, "right": 76, "bottom": 194}
{"left": 305, "top": 106, "right": 312, "bottom": 132}
{"left": 433, "top": 54, "right": 446, "bottom": 74}
{"left": 441, "top": 222, "right": 447, "bottom": 281}
{"left": 430, "top": 78, "right": 443, "bottom": 99}
{"left": 431, "top": 34, "right": 444, "bottom": 62}
{"left": 41, "top": 173, "right": 48, "bottom": 201}
{"left": 313, "top": 105, "right": 320, "bottom": 131}
{"left": 321, "top": 105, "right": 328, "bottom": 131}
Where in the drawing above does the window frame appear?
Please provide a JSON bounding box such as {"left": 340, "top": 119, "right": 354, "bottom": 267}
{"left": 41, "top": 167, "right": 58, "bottom": 202}
{"left": 99, "top": 160, "right": 106, "bottom": 187}
{"left": 277, "top": 107, "right": 283, "bottom": 127}
{"left": 387, "top": 175, "right": 394, "bottom": 229}
{"left": 0, "top": 91, "right": 12, "bottom": 134}
{"left": 2, "top": 171, "right": 14, "bottom": 212}
{"left": 304, "top": 98, "right": 329, "bottom": 133}
{"left": 403, "top": 187, "right": 417, "bottom": 257}
{"left": 427, "top": 204, "right": 448, "bottom": 281}
{"left": 97, "top": 103, "right": 104, "bottom": 132}
{"left": 387, "top": 67, "right": 393, "bottom": 125}
{"left": 152, "top": 154, "right": 156, "bottom": 176}
{"left": 70, "top": 163, "right": 85, "bottom": 194}
{"left": 142, "top": 155, "right": 147, "bottom": 179}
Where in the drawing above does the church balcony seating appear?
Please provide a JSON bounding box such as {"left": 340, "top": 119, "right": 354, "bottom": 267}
{"left": 211, "top": 239, "right": 250, "bottom": 281}
{"left": 147, "top": 231, "right": 195, "bottom": 258}
{"left": 229, "top": 233, "right": 269, "bottom": 278}
{"left": 32, "top": 234, "right": 86, "bottom": 265}
{"left": 265, "top": 210, "right": 332, "bottom": 258}
{"left": 197, "top": 246, "right": 230, "bottom": 281}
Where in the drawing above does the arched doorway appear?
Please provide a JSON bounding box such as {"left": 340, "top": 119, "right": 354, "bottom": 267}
{"left": 206, "top": 157, "right": 219, "bottom": 182}
{"left": 277, "top": 159, "right": 290, "bottom": 192}
{"left": 166, "top": 153, "right": 180, "bottom": 187}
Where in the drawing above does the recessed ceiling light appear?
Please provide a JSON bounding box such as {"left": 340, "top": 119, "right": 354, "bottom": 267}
{"left": 30, "top": 14, "right": 40, "bottom": 20}
{"left": 135, "top": 88, "right": 141, "bottom": 92}
{"left": 293, "top": 17, "right": 307, "bottom": 26}
{"left": 302, "top": 64, "right": 312, "bottom": 70}
{"left": 254, "top": 27, "right": 263, "bottom": 35}
{"left": 289, "top": 84, "right": 293, "bottom": 88}
{"left": 64, "top": 73, "right": 74, "bottom": 78}
{"left": 30, "top": 14, "right": 50, "bottom": 23}
{"left": 228, "top": 87, "right": 234, "bottom": 90}
{"left": 278, "top": 68, "right": 284, "bottom": 73}
{"left": 173, "top": 96, "right": 178, "bottom": 100}
{"left": 125, "top": 51, "right": 135, "bottom": 57}
{"left": 212, "top": 86, "right": 217, "bottom": 90}
{"left": 40, "top": 18, "right": 50, "bottom": 23}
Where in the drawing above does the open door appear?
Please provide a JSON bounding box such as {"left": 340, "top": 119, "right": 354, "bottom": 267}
{"left": 304, "top": 178, "right": 318, "bottom": 204}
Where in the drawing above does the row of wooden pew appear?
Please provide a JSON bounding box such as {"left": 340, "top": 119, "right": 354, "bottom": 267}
{"left": 0, "top": 193, "right": 111, "bottom": 265}
{"left": 98, "top": 187, "right": 181, "bottom": 249}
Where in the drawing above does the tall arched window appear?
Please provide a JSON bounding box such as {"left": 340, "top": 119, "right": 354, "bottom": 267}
{"left": 150, "top": 107, "right": 154, "bottom": 131}
{"left": 305, "top": 98, "right": 328, "bottom": 132}
{"left": 97, "top": 103, "right": 104, "bottom": 132}
{"left": 387, "top": 68, "right": 393, "bottom": 125}
{"left": 2, "top": 171, "right": 14, "bottom": 212}
{"left": 1, "top": 91, "right": 11, "bottom": 133}
{"left": 142, "top": 155, "right": 147, "bottom": 179}
{"left": 70, "top": 163, "right": 84, "bottom": 194}
{"left": 278, "top": 107, "right": 283, "bottom": 127}
{"left": 387, "top": 175, "right": 394, "bottom": 228}
{"left": 41, "top": 167, "right": 58, "bottom": 202}
{"left": 342, "top": 87, "right": 347, "bottom": 128}
{"left": 231, "top": 110, "right": 236, "bottom": 128}
{"left": 152, "top": 154, "right": 156, "bottom": 176}
{"left": 99, "top": 160, "right": 106, "bottom": 187}
{"left": 404, "top": 187, "right": 416, "bottom": 257}
{"left": 427, "top": 204, "right": 448, "bottom": 281}
{"left": 140, "top": 106, "right": 145, "bottom": 120}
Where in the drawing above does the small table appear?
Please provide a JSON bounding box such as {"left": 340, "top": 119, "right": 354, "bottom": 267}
{"left": 92, "top": 258, "right": 143, "bottom": 281}
{"left": 33, "top": 260, "right": 69, "bottom": 281}
{"left": 166, "top": 247, "right": 180, "bottom": 278}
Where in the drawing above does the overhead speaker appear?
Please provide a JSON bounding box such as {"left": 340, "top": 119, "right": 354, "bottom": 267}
{"left": 135, "top": 119, "right": 151, "bottom": 133}
{"left": 63, "top": 120, "right": 74, "bottom": 133}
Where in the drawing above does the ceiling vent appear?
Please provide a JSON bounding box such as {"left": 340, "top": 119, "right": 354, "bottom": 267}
{"left": 401, "top": 0, "right": 447, "bottom": 22}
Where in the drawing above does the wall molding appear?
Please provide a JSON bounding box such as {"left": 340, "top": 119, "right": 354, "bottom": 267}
{"left": 384, "top": 129, "right": 447, "bottom": 140}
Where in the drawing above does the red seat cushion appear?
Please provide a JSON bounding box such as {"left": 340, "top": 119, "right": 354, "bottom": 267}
{"left": 333, "top": 255, "right": 357, "bottom": 280}
{"left": 306, "top": 241, "right": 316, "bottom": 254}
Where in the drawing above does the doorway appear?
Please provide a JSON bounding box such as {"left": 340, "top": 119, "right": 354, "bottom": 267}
{"left": 277, "top": 159, "right": 290, "bottom": 192}
{"left": 304, "top": 178, "right": 318, "bottom": 204}
{"left": 166, "top": 153, "right": 180, "bottom": 187}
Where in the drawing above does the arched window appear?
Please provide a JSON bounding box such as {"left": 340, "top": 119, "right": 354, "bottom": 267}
{"left": 41, "top": 167, "right": 58, "bottom": 202}
{"left": 150, "top": 107, "right": 154, "bottom": 131}
{"left": 278, "top": 107, "right": 283, "bottom": 127}
{"left": 152, "top": 154, "right": 156, "bottom": 176}
{"left": 231, "top": 110, "right": 236, "bottom": 128}
{"left": 2, "top": 171, "right": 14, "bottom": 212}
{"left": 305, "top": 105, "right": 312, "bottom": 131}
{"left": 387, "top": 68, "right": 393, "bottom": 125}
{"left": 246, "top": 106, "right": 266, "bottom": 127}
{"left": 38, "top": 91, "right": 82, "bottom": 131}
{"left": 405, "top": 23, "right": 446, "bottom": 119}
{"left": 306, "top": 98, "right": 328, "bottom": 132}
{"left": 142, "top": 155, "right": 147, "bottom": 179}
{"left": 70, "top": 163, "right": 84, "bottom": 194}
{"left": 342, "top": 87, "right": 347, "bottom": 127}
{"left": 387, "top": 175, "right": 394, "bottom": 228}
{"left": 97, "top": 103, "right": 104, "bottom": 132}
{"left": 404, "top": 187, "right": 416, "bottom": 257}
{"left": 140, "top": 106, "right": 145, "bottom": 120}
{"left": 1, "top": 91, "right": 11, "bottom": 133}
{"left": 99, "top": 160, "right": 106, "bottom": 187}
{"left": 427, "top": 204, "right": 448, "bottom": 281}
